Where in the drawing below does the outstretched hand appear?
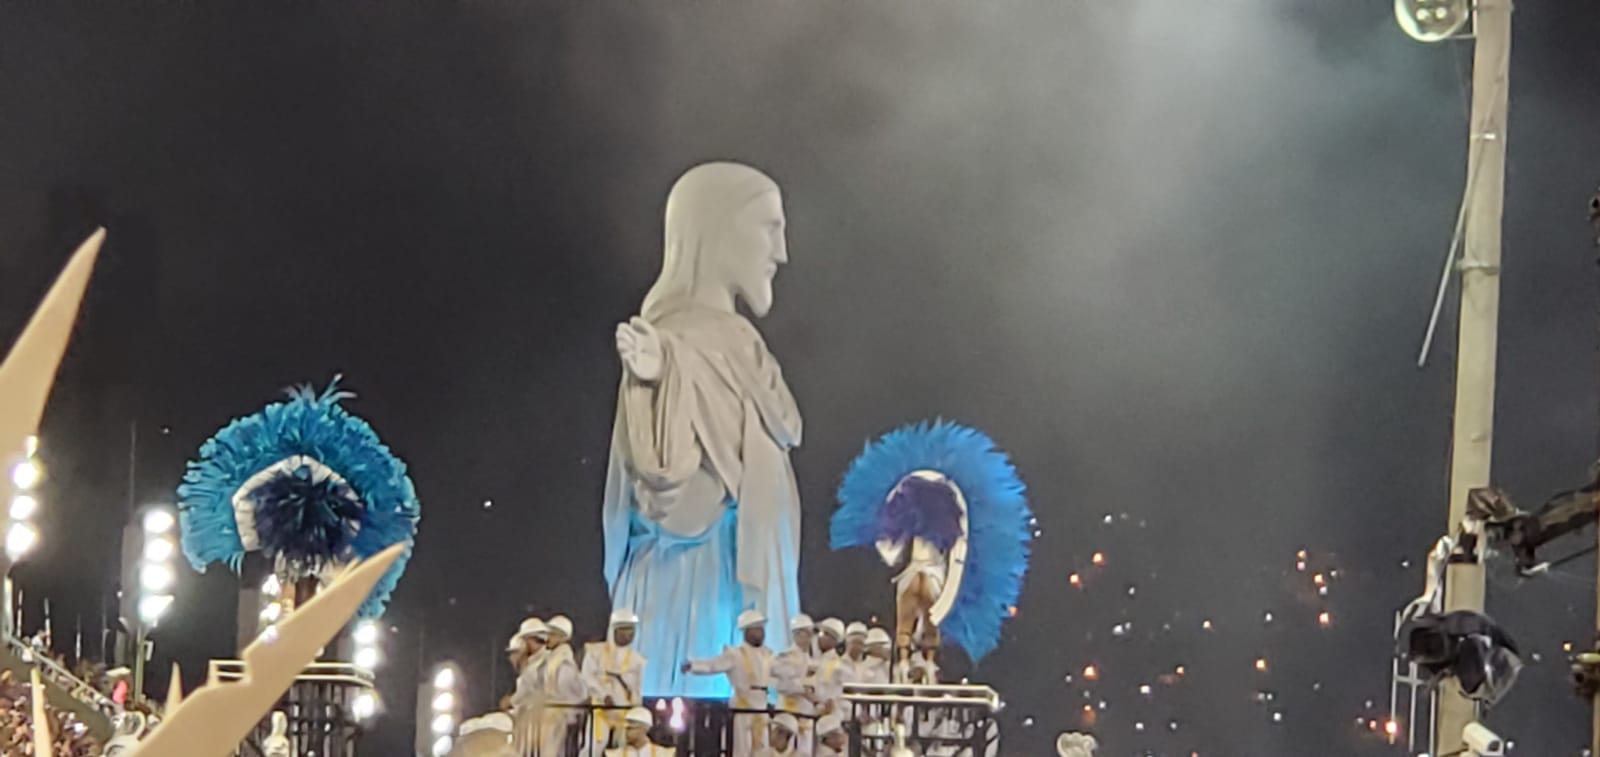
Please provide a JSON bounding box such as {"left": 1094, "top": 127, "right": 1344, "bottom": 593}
{"left": 679, "top": 662, "right": 693, "bottom": 674}
{"left": 616, "top": 317, "right": 663, "bottom": 382}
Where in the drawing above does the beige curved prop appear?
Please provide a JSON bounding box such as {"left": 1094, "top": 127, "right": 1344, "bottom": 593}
{"left": 31, "top": 668, "right": 53, "bottom": 757}
{"left": 125, "top": 542, "right": 405, "bottom": 757}
{"left": 165, "top": 663, "right": 185, "bottom": 712}
{"left": 0, "top": 228, "right": 106, "bottom": 495}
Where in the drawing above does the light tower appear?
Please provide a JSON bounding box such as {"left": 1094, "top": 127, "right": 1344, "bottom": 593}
{"left": 132, "top": 506, "right": 179, "bottom": 704}
{"left": 416, "top": 662, "right": 461, "bottom": 757}
{"left": 3, "top": 436, "right": 42, "bottom": 635}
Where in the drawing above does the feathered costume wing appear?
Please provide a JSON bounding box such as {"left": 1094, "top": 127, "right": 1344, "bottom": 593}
{"left": 177, "top": 378, "right": 420, "bottom": 618}
{"left": 831, "top": 419, "right": 1032, "bottom": 662}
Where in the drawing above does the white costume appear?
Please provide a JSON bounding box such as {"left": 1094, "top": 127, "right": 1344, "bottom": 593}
{"left": 772, "top": 615, "right": 817, "bottom": 756}
{"left": 585, "top": 611, "right": 648, "bottom": 748}
{"left": 755, "top": 713, "right": 801, "bottom": 757}
{"left": 542, "top": 629, "right": 587, "bottom": 757}
{"left": 604, "top": 162, "right": 803, "bottom": 699}
{"left": 605, "top": 706, "right": 678, "bottom": 757}
{"left": 687, "top": 610, "right": 775, "bottom": 756}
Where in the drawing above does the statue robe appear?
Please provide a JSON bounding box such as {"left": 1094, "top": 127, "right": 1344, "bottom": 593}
{"left": 603, "top": 304, "right": 803, "bottom": 697}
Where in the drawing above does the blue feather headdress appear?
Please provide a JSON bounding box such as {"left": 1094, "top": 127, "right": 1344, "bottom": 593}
{"left": 831, "top": 420, "right": 1032, "bottom": 662}
{"left": 177, "top": 377, "right": 420, "bottom": 618}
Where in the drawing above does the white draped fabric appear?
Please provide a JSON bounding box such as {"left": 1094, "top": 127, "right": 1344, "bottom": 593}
{"left": 602, "top": 163, "right": 803, "bottom": 697}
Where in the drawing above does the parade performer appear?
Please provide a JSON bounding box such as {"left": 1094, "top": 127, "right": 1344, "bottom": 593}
{"left": 584, "top": 610, "right": 647, "bottom": 749}
{"left": 606, "top": 707, "right": 676, "bottom": 757}
{"left": 177, "top": 377, "right": 420, "bottom": 620}
{"left": 604, "top": 162, "right": 803, "bottom": 697}
{"left": 773, "top": 614, "right": 818, "bottom": 755}
{"left": 682, "top": 610, "right": 776, "bottom": 756}
{"left": 831, "top": 420, "right": 1033, "bottom": 671}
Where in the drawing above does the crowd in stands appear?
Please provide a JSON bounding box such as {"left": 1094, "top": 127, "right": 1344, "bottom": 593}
{"left": 0, "top": 670, "right": 101, "bottom": 756}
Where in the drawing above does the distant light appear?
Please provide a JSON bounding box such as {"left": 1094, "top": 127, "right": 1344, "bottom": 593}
{"left": 1318, "top": 611, "right": 1332, "bottom": 627}
{"left": 1135, "top": 721, "right": 1145, "bottom": 732}
{"left": 1082, "top": 665, "right": 1098, "bottom": 681}
{"left": 143, "top": 538, "right": 175, "bottom": 563}
{"left": 1312, "top": 573, "right": 1325, "bottom": 586}
{"left": 1295, "top": 560, "right": 1306, "bottom": 571}
{"left": 1175, "top": 665, "right": 1186, "bottom": 676}
{"left": 137, "top": 594, "right": 174, "bottom": 624}
{"left": 1022, "top": 716, "right": 1034, "bottom": 727}
{"left": 431, "top": 735, "right": 452, "bottom": 757}
{"left": 351, "top": 691, "right": 377, "bottom": 721}
{"left": 1201, "top": 619, "right": 1214, "bottom": 631}
{"left": 432, "top": 691, "right": 455, "bottom": 713}
{"left": 353, "top": 620, "right": 381, "bottom": 646}
{"left": 1007, "top": 605, "right": 1019, "bottom": 617}
{"left": 1254, "top": 658, "right": 1268, "bottom": 672}
{"left": 1069, "top": 573, "right": 1082, "bottom": 588}
{"left": 143, "top": 509, "right": 176, "bottom": 534}
{"left": 353, "top": 646, "right": 381, "bottom": 671}
{"left": 8, "top": 495, "right": 37, "bottom": 521}
{"left": 430, "top": 713, "right": 455, "bottom": 735}
{"left": 10, "top": 461, "right": 40, "bottom": 492}
{"left": 433, "top": 667, "right": 457, "bottom": 690}
{"left": 1091, "top": 552, "right": 1106, "bottom": 567}
{"left": 1138, "top": 684, "right": 1152, "bottom": 696}
{"left": 1262, "top": 612, "right": 1274, "bottom": 624}
{"left": 1271, "top": 711, "right": 1283, "bottom": 723}
{"left": 4, "top": 522, "right": 37, "bottom": 560}
{"left": 140, "top": 563, "right": 176, "bottom": 593}
{"left": 1383, "top": 719, "right": 1399, "bottom": 736}
{"left": 482, "top": 499, "right": 493, "bottom": 509}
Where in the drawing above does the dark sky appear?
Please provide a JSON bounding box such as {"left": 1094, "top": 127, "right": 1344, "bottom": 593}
{"left": 2, "top": 1, "right": 1600, "bottom": 754}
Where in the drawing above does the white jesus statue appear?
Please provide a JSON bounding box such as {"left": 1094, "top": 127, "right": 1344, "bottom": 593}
{"left": 602, "top": 161, "right": 803, "bottom": 697}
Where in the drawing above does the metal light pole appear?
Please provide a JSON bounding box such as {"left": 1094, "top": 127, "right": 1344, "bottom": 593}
{"left": 1404, "top": 0, "right": 1514, "bottom": 752}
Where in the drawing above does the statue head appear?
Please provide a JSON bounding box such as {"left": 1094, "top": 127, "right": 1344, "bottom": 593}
{"left": 642, "top": 162, "right": 787, "bottom": 320}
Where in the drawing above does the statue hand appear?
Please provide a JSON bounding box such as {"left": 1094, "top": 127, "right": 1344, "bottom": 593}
{"left": 616, "top": 317, "right": 663, "bottom": 382}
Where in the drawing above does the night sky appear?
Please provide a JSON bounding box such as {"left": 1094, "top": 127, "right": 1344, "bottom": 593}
{"left": 2, "top": 2, "right": 1600, "bottom": 755}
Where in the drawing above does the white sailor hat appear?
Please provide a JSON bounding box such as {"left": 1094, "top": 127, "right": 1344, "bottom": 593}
{"left": 504, "top": 633, "right": 524, "bottom": 652}
{"left": 865, "top": 627, "right": 891, "bottom": 647}
{"left": 818, "top": 618, "right": 846, "bottom": 640}
{"left": 547, "top": 615, "right": 574, "bottom": 637}
{"left": 817, "top": 713, "right": 844, "bottom": 736}
{"left": 737, "top": 609, "right": 767, "bottom": 630}
{"left": 789, "top": 614, "right": 814, "bottom": 632}
{"left": 771, "top": 713, "right": 800, "bottom": 734}
{"left": 609, "top": 609, "right": 640, "bottom": 627}
{"left": 845, "top": 621, "right": 868, "bottom": 638}
{"left": 517, "top": 617, "right": 547, "bottom": 639}
{"left": 625, "top": 706, "right": 654, "bottom": 727}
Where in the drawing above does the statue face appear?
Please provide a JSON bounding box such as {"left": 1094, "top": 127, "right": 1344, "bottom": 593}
{"left": 721, "top": 190, "right": 787, "bottom": 317}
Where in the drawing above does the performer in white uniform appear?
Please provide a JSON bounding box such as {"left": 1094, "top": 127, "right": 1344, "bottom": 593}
{"left": 683, "top": 609, "right": 775, "bottom": 756}
{"left": 815, "top": 714, "right": 846, "bottom": 757}
{"left": 585, "top": 610, "right": 648, "bottom": 749}
{"left": 815, "top": 618, "right": 844, "bottom": 660}
{"left": 605, "top": 707, "right": 677, "bottom": 757}
{"left": 773, "top": 614, "right": 817, "bottom": 755}
{"left": 543, "top": 615, "right": 587, "bottom": 756}
{"left": 757, "top": 713, "right": 801, "bottom": 757}
{"left": 863, "top": 628, "right": 893, "bottom": 684}
{"left": 509, "top": 618, "right": 549, "bottom": 712}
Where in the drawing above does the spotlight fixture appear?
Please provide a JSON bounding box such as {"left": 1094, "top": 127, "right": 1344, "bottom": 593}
{"left": 1394, "top": 0, "right": 1472, "bottom": 43}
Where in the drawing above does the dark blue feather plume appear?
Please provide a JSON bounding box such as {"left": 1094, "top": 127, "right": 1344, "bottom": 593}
{"left": 831, "top": 419, "right": 1032, "bottom": 662}
{"left": 177, "top": 377, "right": 420, "bottom": 618}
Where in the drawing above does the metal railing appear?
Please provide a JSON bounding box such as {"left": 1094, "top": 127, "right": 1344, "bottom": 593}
{"left": 495, "top": 700, "right": 822, "bottom": 757}
{"left": 0, "top": 632, "right": 118, "bottom": 717}
{"left": 842, "top": 683, "right": 1001, "bottom": 757}
{"left": 209, "top": 660, "right": 375, "bottom": 757}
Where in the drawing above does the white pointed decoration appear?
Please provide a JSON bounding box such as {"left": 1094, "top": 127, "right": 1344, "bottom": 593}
{"left": 124, "top": 542, "right": 405, "bottom": 757}
{"left": 31, "top": 668, "right": 53, "bottom": 757}
{"left": 0, "top": 228, "right": 105, "bottom": 503}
